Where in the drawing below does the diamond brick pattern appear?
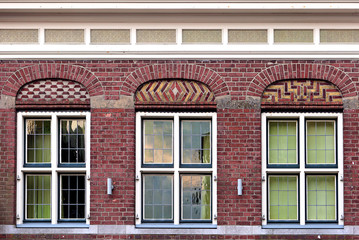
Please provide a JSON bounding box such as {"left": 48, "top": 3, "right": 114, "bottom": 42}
{"left": 17, "top": 79, "right": 90, "bottom": 103}
{"left": 135, "top": 80, "right": 215, "bottom": 104}
{"left": 261, "top": 79, "right": 343, "bottom": 107}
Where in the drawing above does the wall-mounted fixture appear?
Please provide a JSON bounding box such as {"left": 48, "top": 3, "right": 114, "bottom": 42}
{"left": 107, "top": 178, "right": 114, "bottom": 195}
{"left": 238, "top": 179, "right": 243, "bottom": 196}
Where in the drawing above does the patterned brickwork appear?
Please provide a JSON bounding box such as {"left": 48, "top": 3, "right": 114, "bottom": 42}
{"left": 17, "top": 79, "right": 90, "bottom": 103}
{"left": 135, "top": 80, "right": 215, "bottom": 106}
{"left": 2, "top": 63, "right": 103, "bottom": 98}
{"left": 121, "top": 63, "right": 229, "bottom": 98}
{"left": 248, "top": 63, "right": 356, "bottom": 100}
{"left": 261, "top": 79, "right": 343, "bottom": 109}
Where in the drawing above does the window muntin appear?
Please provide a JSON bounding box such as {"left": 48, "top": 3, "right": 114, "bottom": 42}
{"left": 262, "top": 112, "right": 343, "bottom": 226}
{"left": 26, "top": 120, "right": 51, "bottom": 164}
{"left": 268, "top": 175, "right": 298, "bottom": 221}
{"left": 136, "top": 112, "right": 217, "bottom": 226}
{"left": 268, "top": 120, "right": 297, "bottom": 166}
{"left": 17, "top": 112, "right": 90, "bottom": 225}
{"left": 181, "top": 120, "right": 211, "bottom": 165}
{"left": 306, "top": 120, "right": 336, "bottom": 165}
{"left": 143, "top": 174, "right": 173, "bottom": 221}
{"left": 60, "top": 119, "right": 86, "bottom": 164}
{"left": 307, "top": 175, "right": 336, "bottom": 221}
{"left": 25, "top": 175, "right": 51, "bottom": 220}
{"left": 181, "top": 174, "right": 211, "bottom": 221}
{"left": 60, "top": 175, "right": 86, "bottom": 220}
{"left": 143, "top": 120, "right": 173, "bottom": 165}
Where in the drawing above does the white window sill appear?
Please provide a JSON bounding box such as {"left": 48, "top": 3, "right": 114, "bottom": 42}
{"left": 262, "top": 224, "right": 344, "bottom": 229}
{"left": 17, "top": 223, "right": 89, "bottom": 228}
{"left": 136, "top": 223, "right": 217, "bottom": 229}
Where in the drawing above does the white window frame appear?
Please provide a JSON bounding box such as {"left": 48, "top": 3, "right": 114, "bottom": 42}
{"left": 135, "top": 112, "right": 217, "bottom": 226}
{"left": 16, "top": 111, "right": 91, "bottom": 225}
{"left": 261, "top": 112, "right": 344, "bottom": 226}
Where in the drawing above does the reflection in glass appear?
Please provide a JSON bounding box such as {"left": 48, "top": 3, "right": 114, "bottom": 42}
{"left": 181, "top": 175, "right": 211, "bottom": 220}
{"left": 26, "top": 120, "right": 51, "bottom": 163}
{"left": 60, "top": 120, "right": 86, "bottom": 163}
{"left": 143, "top": 175, "right": 173, "bottom": 220}
{"left": 60, "top": 175, "right": 86, "bottom": 219}
{"left": 143, "top": 120, "right": 173, "bottom": 164}
{"left": 182, "top": 121, "right": 211, "bottom": 164}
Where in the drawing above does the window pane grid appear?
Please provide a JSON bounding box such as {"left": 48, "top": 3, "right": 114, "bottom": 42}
{"left": 181, "top": 175, "right": 211, "bottom": 220}
{"left": 269, "top": 176, "right": 298, "bottom": 221}
{"left": 268, "top": 121, "right": 297, "bottom": 164}
{"left": 26, "top": 120, "right": 51, "bottom": 163}
{"left": 307, "top": 175, "right": 336, "bottom": 221}
{"left": 182, "top": 121, "right": 211, "bottom": 164}
{"left": 307, "top": 121, "right": 335, "bottom": 164}
{"left": 143, "top": 175, "right": 173, "bottom": 220}
{"left": 143, "top": 120, "right": 173, "bottom": 164}
{"left": 26, "top": 175, "right": 51, "bottom": 220}
{"left": 61, "top": 120, "right": 86, "bottom": 163}
{"left": 60, "top": 175, "right": 85, "bottom": 219}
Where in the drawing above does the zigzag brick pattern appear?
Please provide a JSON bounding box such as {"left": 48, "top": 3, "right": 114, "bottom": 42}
{"left": 17, "top": 79, "right": 90, "bottom": 102}
{"left": 261, "top": 79, "right": 343, "bottom": 107}
{"left": 135, "top": 80, "right": 215, "bottom": 104}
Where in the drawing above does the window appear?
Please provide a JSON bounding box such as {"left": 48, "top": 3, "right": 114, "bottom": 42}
{"left": 17, "top": 112, "right": 90, "bottom": 225}
{"left": 136, "top": 112, "right": 217, "bottom": 226}
{"left": 262, "top": 112, "right": 343, "bottom": 227}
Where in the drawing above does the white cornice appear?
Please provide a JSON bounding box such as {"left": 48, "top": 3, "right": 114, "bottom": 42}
{"left": 0, "top": 3, "right": 359, "bottom": 14}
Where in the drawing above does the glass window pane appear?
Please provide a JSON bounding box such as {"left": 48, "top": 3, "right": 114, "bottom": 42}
{"left": 26, "top": 175, "right": 51, "bottom": 220}
{"left": 307, "top": 175, "right": 336, "bottom": 221}
{"left": 306, "top": 121, "right": 336, "bottom": 165}
{"left": 143, "top": 175, "right": 173, "bottom": 221}
{"left": 181, "top": 175, "right": 211, "bottom": 220}
{"left": 268, "top": 121, "right": 297, "bottom": 165}
{"left": 268, "top": 176, "right": 298, "bottom": 221}
{"left": 181, "top": 121, "right": 211, "bottom": 165}
{"left": 143, "top": 120, "right": 173, "bottom": 164}
{"left": 60, "top": 175, "right": 86, "bottom": 219}
{"left": 60, "top": 120, "right": 86, "bottom": 164}
{"left": 26, "top": 120, "right": 51, "bottom": 164}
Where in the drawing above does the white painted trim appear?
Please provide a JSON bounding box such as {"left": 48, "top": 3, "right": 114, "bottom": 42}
{"left": 2, "top": 224, "right": 355, "bottom": 235}
{"left": 262, "top": 112, "right": 344, "bottom": 226}
{"left": 135, "top": 112, "right": 217, "bottom": 227}
{"left": 16, "top": 111, "right": 91, "bottom": 225}
{"left": 2, "top": 23, "right": 359, "bottom": 58}
{"left": 0, "top": 3, "right": 359, "bottom": 11}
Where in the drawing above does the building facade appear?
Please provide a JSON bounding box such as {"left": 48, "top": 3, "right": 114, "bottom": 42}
{"left": 1, "top": 1, "right": 359, "bottom": 239}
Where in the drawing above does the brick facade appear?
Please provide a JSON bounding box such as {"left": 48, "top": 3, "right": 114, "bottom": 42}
{"left": 1, "top": 60, "right": 359, "bottom": 238}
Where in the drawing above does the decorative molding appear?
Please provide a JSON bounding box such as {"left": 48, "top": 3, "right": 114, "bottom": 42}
{"left": 122, "top": 63, "right": 229, "bottom": 99}
{"left": 16, "top": 79, "right": 90, "bottom": 104}
{"left": 135, "top": 79, "right": 215, "bottom": 105}
{"left": 261, "top": 79, "right": 343, "bottom": 109}
{"left": 247, "top": 63, "right": 357, "bottom": 103}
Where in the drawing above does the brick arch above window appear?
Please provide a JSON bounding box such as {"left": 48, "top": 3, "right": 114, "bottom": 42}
{"left": 121, "top": 63, "right": 229, "bottom": 98}
{"left": 261, "top": 79, "right": 343, "bottom": 110}
{"left": 2, "top": 63, "right": 103, "bottom": 98}
{"left": 16, "top": 79, "right": 90, "bottom": 109}
{"left": 135, "top": 79, "right": 216, "bottom": 110}
{"left": 247, "top": 63, "right": 357, "bottom": 100}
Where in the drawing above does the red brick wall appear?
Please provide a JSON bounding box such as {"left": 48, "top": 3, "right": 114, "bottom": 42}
{"left": 1, "top": 60, "right": 359, "bottom": 238}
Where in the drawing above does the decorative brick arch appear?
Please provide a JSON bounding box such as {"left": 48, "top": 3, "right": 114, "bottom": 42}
{"left": 121, "top": 63, "right": 229, "bottom": 98}
{"left": 247, "top": 63, "right": 357, "bottom": 99}
{"left": 2, "top": 63, "right": 104, "bottom": 98}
